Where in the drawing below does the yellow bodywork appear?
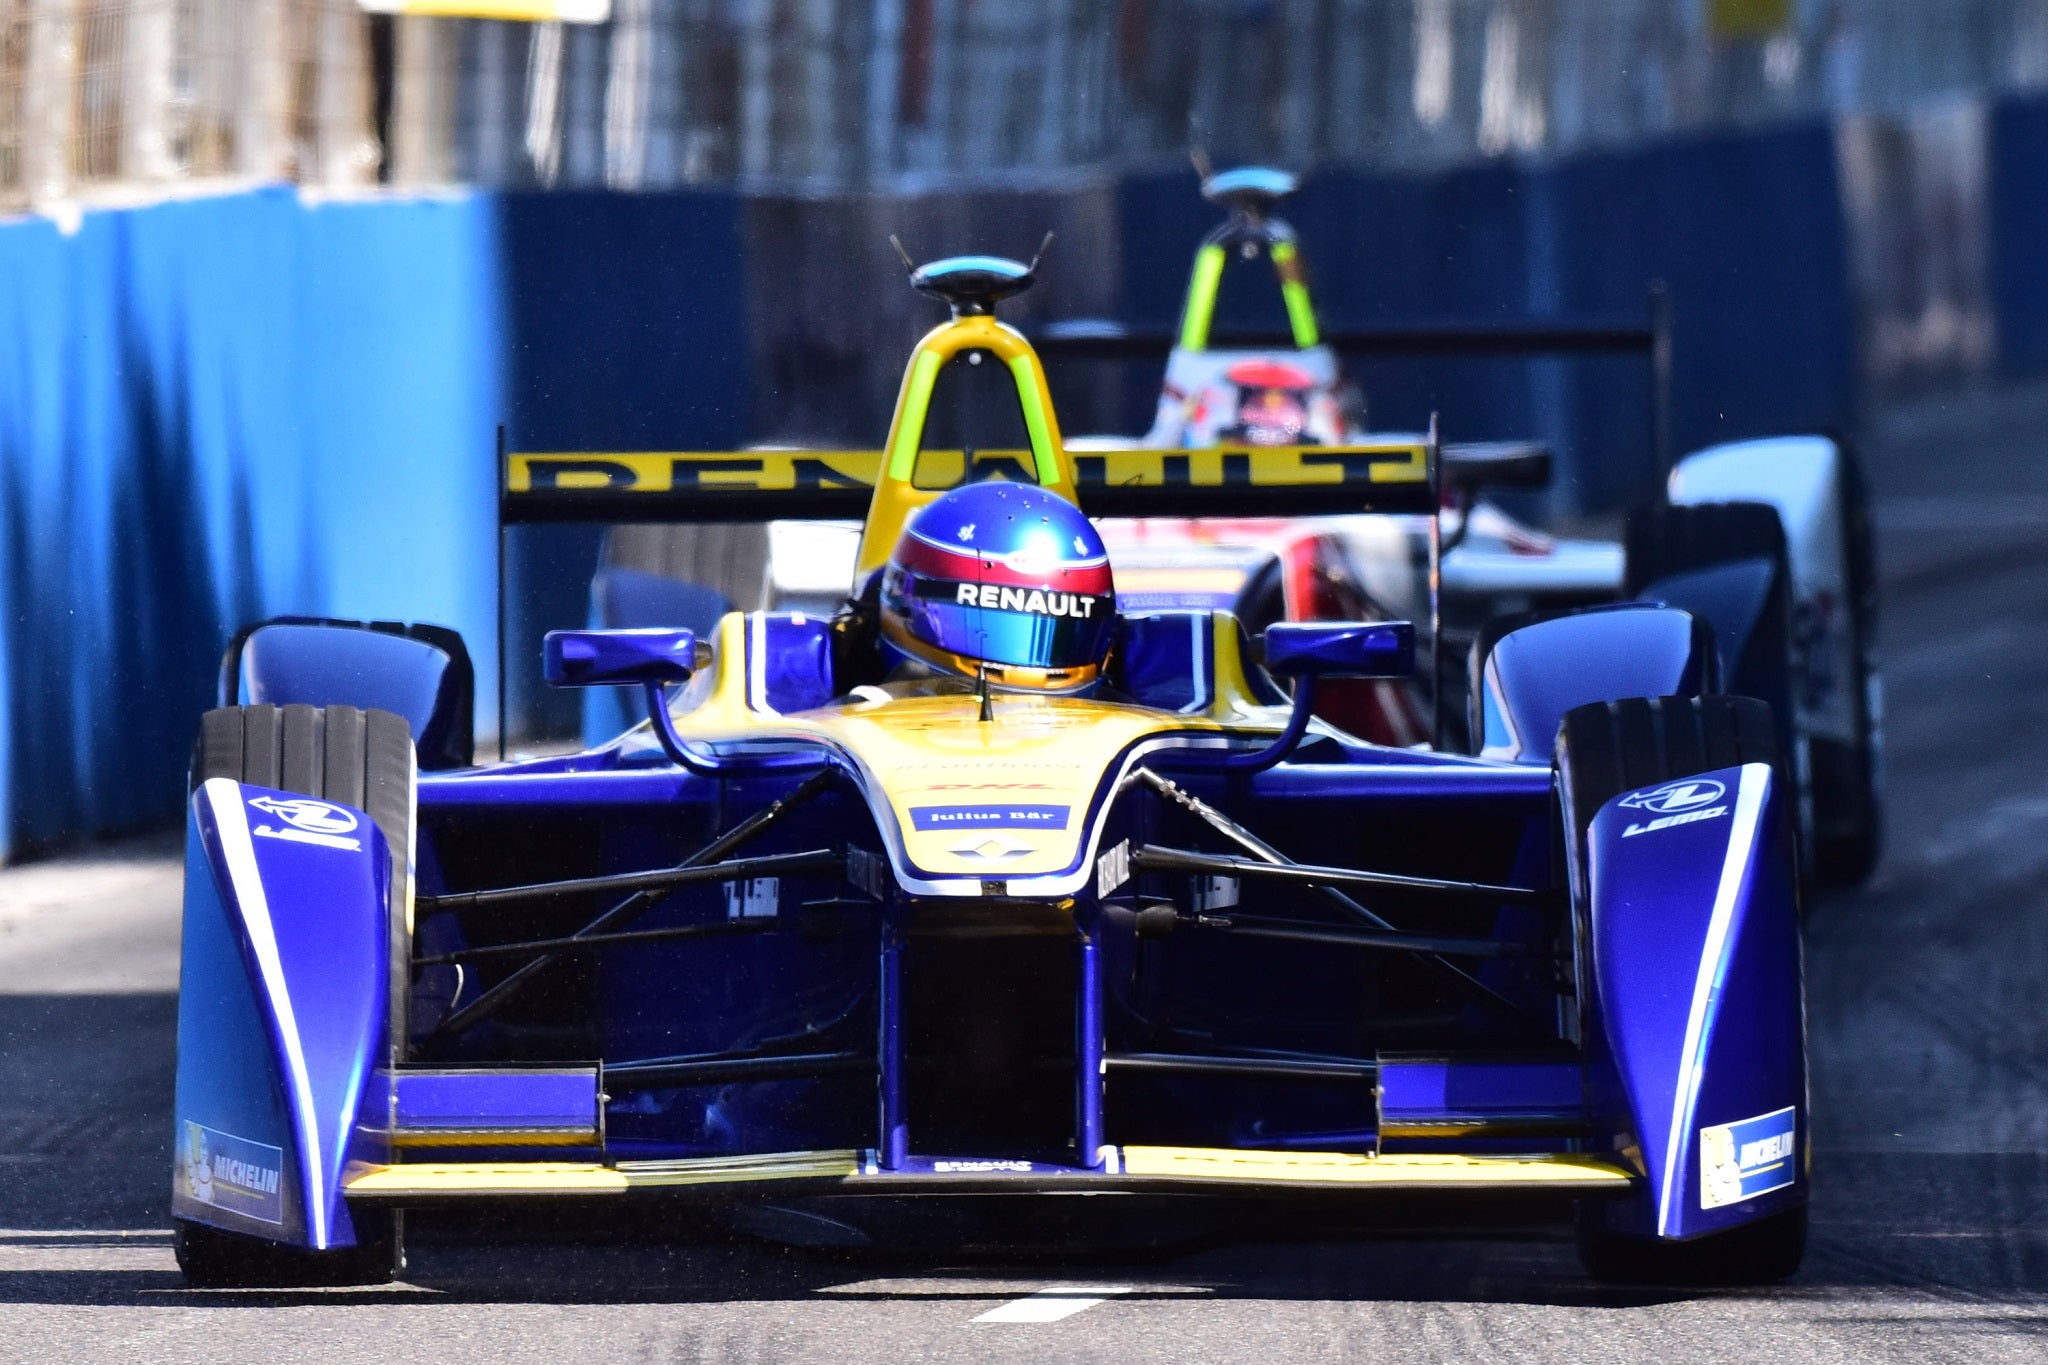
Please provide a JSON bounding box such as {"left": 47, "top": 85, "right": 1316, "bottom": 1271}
{"left": 853, "top": 313, "right": 1074, "bottom": 582}
{"left": 507, "top": 299, "right": 1426, "bottom": 888}
{"left": 668, "top": 610, "right": 1290, "bottom": 887}
{"left": 345, "top": 1147, "right": 1631, "bottom": 1197}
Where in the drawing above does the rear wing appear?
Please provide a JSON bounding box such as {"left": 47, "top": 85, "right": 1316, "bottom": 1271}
{"left": 1035, "top": 297, "right": 1673, "bottom": 474}
{"left": 500, "top": 439, "right": 1436, "bottom": 525}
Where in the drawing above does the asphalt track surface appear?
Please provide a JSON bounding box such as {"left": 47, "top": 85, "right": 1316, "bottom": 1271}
{"left": 5, "top": 385, "right": 2048, "bottom": 1362}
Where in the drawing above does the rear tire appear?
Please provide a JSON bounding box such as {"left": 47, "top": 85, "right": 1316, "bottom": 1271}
{"left": 1808, "top": 444, "right": 1884, "bottom": 885}
{"left": 1623, "top": 501, "right": 1793, "bottom": 737}
{"left": 185, "top": 704, "right": 413, "bottom": 1287}
{"left": 1624, "top": 503, "right": 1809, "bottom": 871}
{"left": 1556, "top": 694, "right": 1806, "bottom": 1285}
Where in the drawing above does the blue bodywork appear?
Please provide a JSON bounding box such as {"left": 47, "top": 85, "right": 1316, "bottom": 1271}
{"left": 173, "top": 779, "right": 391, "bottom": 1249}
{"left": 1582, "top": 762, "right": 1806, "bottom": 1238}
{"left": 1477, "top": 605, "right": 1714, "bottom": 762}
{"left": 174, "top": 601, "right": 1804, "bottom": 1250}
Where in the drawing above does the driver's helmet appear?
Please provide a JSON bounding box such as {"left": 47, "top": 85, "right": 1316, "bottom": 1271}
{"left": 1222, "top": 358, "right": 1314, "bottom": 445}
{"left": 878, "top": 481, "right": 1115, "bottom": 694}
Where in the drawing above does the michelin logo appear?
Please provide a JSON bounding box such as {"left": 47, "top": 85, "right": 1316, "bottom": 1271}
{"left": 1619, "top": 778, "right": 1728, "bottom": 839}
{"left": 181, "top": 1121, "right": 285, "bottom": 1224}
{"left": 247, "top": 794, "right": 363, "bottom": 852}
{"left": 1700, "top": 1105, "right": 1798, "bottom": 1210}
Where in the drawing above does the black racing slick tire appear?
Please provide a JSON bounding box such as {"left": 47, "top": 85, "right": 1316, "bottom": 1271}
{"left": 184, "top": 703, "right": 414, "bottom": 1287}
{"left": 1809, "top": 443, "right": 1884, "bottom": 886}
{"left": 1554, "top": 694, "right": 1781, "bottom": 850}
{"left": 1623, "top": 501, "right": 1794, "bottom": 741}
{"left": 1556, "top": 695, "right": 1806, "bottom": 1285}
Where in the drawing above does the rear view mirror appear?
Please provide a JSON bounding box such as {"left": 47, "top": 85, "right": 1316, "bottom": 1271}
{"left": 543, "top": 629, "right": 698, "bottom": 688}
{"left": 1263, "top": 621, "right": 1415, "bottom": 679}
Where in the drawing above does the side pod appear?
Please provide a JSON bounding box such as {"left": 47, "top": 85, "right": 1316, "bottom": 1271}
{"left": 172, "top": 778, "right": 392, "bottom": 1249}
{"left": 1584, "top": 762, "right": 1805, "bottom": 1240}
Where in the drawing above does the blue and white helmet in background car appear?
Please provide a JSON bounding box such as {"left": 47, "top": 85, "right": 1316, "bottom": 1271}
{"left": 879, "top": 482, "right": 1116, "bottom": 694}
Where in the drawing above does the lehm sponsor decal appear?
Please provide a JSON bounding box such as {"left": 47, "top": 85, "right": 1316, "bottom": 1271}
{"left": 246, "top": 794, "right": 364, "bottom": 852}
{"left": 1618, "top": 777, "right": 1729, "bottom": 839}
{"left": 181, "top": 1121, "right": 285, "bottom": 1224}
{"left": 1700, "top": 1105, "right": 1798, "bottom": 1210}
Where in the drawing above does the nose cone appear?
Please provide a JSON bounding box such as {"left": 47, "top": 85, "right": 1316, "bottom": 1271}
{"left": 908, "top": 254, "right": 1036, "bottom": 315}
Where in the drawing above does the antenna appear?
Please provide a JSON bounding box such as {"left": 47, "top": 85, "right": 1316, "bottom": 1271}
{"left": 888, "top": 234, "right": 916, "bottom": 275}
{"left": 976, "top": 662, "right": 993, "bottom": 724}
{"left": 1028, "top": 230, "right": 1055, "bottom": 274}
{"left": 1190, "top": 143, "right": 1215, "bottom": 183}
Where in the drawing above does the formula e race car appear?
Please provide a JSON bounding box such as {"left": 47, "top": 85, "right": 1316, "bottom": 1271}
{"left": 172, "top": 252, "right": 1808, "bottom": 1290}
{"left": 1038, "top": 167, "right": 1883, "bottom": 886}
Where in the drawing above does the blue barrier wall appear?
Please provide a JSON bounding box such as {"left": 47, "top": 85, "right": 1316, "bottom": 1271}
{"left": 497, "top": 189, "right": 753, "bottom": 738}
{"left": 0, "top": 188, "right": 505, "bottom": 858}
{"left": 1991, "top": 94, "right": 2048, "bottom": 377}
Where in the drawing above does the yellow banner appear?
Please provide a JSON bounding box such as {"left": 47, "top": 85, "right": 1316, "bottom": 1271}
{"left": 357, "top": 0, "right": 611, "bottom": 22}
{"left": 1706, "top": 0, "right": 1790, "bottom": 40}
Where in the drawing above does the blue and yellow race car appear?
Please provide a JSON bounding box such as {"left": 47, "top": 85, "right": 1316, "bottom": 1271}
{"left": 172, "top": 252, "right": 1807, "bottom": 1289}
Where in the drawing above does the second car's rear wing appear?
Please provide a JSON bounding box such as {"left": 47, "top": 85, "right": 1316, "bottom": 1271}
{"left": 500, "top": 439, "right": 1436, "bottom": 525}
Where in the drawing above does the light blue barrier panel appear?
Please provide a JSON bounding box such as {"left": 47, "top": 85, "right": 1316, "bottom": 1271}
{"left": 0, "top": 188, "right": 504, "bottom": 859}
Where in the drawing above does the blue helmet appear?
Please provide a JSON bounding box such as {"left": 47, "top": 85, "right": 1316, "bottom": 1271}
{"left": 878, "top": 482, "right": 1116, "bottom": 693}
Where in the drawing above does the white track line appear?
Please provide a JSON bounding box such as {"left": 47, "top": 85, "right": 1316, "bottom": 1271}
{"left": 972, "top": 1286, "right": 1133, "bottom": 1324}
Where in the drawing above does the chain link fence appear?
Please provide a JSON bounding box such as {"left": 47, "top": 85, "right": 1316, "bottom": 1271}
{"left": 0, "top": 0, "right": 380, "bottom": 209}
{"left": 1, "top": 0, "right": 2045, "bottom": 210}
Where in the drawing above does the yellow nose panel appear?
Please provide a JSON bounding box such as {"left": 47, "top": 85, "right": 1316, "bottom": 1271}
{"left": 809, "top": 692, "right": 1198, "bottom": 879}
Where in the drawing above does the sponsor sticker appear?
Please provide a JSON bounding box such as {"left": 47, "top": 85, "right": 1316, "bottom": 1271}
{"left": 932, "top": 1159, "right": 1036, "bottom": 1174}
{"left": 1618, "top": 777, "right": 1730, "bottom": 839}
{"left": 909, "top": 804, "right": 1070, "bottom": 831}
{"left": 725, "top": 878, "right": 779, "bottom": 919}
{"left": 1700, "top": 1105, "right": 1798, "bottom": 1209}
{"left": 947, "top": 833, "right": 1035, "bottom": 862}
{"left": 1096, "top": 839, "right": 1131, "bottom": 898}
{"left": 247, "top": 794, "right": 363, "bottom": 852}
{"left": 941, "top": 582, "right": 1109, "bottom": 620}
{"left": 181, "top": 1121, "right": 285, "bottom": 1225}
{"left": 248, "top": 795, "right": 358, "bottom": 834}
